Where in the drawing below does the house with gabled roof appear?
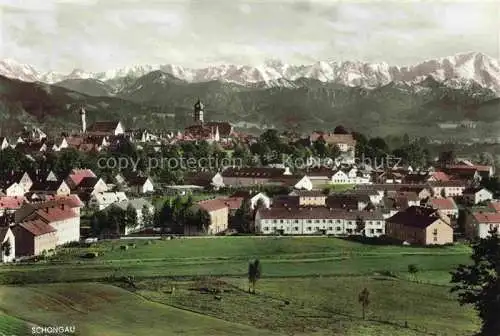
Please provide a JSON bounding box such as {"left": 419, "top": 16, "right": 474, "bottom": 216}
{"left": 386, "top": 206, "right": 453, "bottom": 245}
{"left": 89, "top": 192, "right": 128, "bottom": 211}
{"left": 29, "top": 180, "right": 70, "bottom": 196}
{"left": 66, "top": 169, "right": 97, "bottom": 189}
{"left": 466, "top": 210, "right": 500, "bottom": 239}
{"left": 86, "top": 121, "right": 125, "bottom": 136}
{"left": 13, "top": 220, "right": 57, "bottom": 257}
{"left": 107, "top": 198, "right": 155, "bottom": 235}
{"left": 428, "top": 197, "right": 459, "bottom": 220}
{"left": 462, "top": 187, "right": 493, "bottom": 205}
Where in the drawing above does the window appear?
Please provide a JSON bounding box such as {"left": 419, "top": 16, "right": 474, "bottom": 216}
{"left": 337, "top": 227, "right": 342, "bottom": 231}
{"left": 376, "top": 229, "right": 383, "bottom": 233}
{"left": 433, "top": 236, "right": 437, "bottom": 242}
{"left": 280, "top": 220, "right": 283, "bottom": 223}
{"left": 307, "top": 220, "right": 312, "bottom": 223}
{"left": 433, "top": 229, "right": 438, "bottom": 235}
{"left": 315, "top": 227, "right": 320, "bottom": 231}
{"left": 273, "top": 220, "right": 277, "bottom": 224}
{"left": 370, "top": 229, "right": 374, "bottom": 234}
{"left": 294, "top": 220, "right": 299, "bottom": 223}
{"left": 328, "top": 227, "right": 333, "bottom": 230}
{"left": 294, "top": 226, "right": 299, "bottom": 231}
{"left": 264, "top": 227, "right": 269, "bottom": 231}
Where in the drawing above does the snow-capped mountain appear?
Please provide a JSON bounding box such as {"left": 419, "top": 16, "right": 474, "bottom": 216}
{"left": 1, "top": 52, "right": 499, "bottom": 95}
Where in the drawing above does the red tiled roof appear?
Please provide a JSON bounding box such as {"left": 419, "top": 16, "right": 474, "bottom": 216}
{"left": 259, "top": 207, "right": 384, "bottom": 220}
{"left": 387, "top": 206, "right": 441, "bottom": 228}
{"left": 68, "top": 169, "right": 96, "bottom": 186}
{"left": 41, "top": 194, "right": 84, "bottom": 208}
{"left": 219, "top": 197, "right": 244, "bottom": 210}
{"left": 472, "top": 211, "right": 500, "bottom": 223}
{"left": 431, "top": 171, "right": 450, "bottom": 182}
{"left": 28, "top": 206, "right": 78, "bottom": 223}
{"left": 87, "top": 121, "right": 121, "bottom": 133}
{"left": 18, "top": 220, "right": 56, "bottom": 236}
{"left": 429, "top": 198, "right": 457, "bottom": 210}
{"left": 0, "top": 196, "right": 25, "bottom": 209}
{"left": 198, "top": 199, "right": 229, "bottom": 212}
{"left": 489, "top": 201, "right": 500, "bottom": 212}
{"left": 222, "top": 167, "right": 288, "bottom": 178}
{"left": 309, "top": 132, "right": 356, "bottom": 146}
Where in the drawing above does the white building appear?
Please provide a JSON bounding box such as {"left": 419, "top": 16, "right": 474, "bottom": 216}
{"left": 463, "top": 187, "right": 493, "bottom": 205}
{"left": 89, "top": 192, "right": 128, "bottom": 211}
{"left": 255, "top": 207, "right": 385, "bottom": 237}
{"left": 109, "top": 198, "right": 155, "bottom": 235}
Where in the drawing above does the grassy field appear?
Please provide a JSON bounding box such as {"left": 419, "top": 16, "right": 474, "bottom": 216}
{"left": 0, "top": 283, "right": 273, "bottom": 336}
{"left": 0, "top": 237, "right": 479, "bottom": 335}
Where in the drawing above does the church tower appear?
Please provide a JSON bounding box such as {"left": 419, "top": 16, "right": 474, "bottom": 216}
{"left": 80, "top": 106, "right": 87, "bottom": 133}
{"left": 193, "top": 99, "right": 204, "bottom": 124}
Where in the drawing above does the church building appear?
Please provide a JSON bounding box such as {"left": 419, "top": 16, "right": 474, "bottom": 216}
{"left": 184, "top": 99, "right": 234, "bottom": 142}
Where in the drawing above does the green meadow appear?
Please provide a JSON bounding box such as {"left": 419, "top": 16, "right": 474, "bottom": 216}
{"left": 0, "top": 237, "right": 479, "bottom": 336}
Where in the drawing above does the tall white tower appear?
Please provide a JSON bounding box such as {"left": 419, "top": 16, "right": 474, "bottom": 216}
{"left": 80, "top": 106, "right": 87, "bottom": 133}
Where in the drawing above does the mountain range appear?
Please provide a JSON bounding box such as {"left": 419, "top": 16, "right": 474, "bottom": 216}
{"left": 1, "top": 52, "right": 500, "bottom": 95}
{"left": 0, "top": 52, "right": 500, "bottom": 138}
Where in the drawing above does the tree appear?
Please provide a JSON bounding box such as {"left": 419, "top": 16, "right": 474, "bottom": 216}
{"left": 1, "top": 239, "right": 11, "bottom": 257}
{"left": 450, "top": 227, "right": 500, "bottom": 336}
{"left": 125, "top": 204, "right": 138, "bottom": 230}
{"left": 142, "top": 205, "right": 154, "bottom": 228}
{"left": 408, "top": 264, "right": 419, "bottom": 281}
{"left": 438, "top": 150, "right": 456, "bottom": 166}
{"left": 159, "top": 200, "right": 174, "bottom": 233}
{"left": 233, "top": 198, "right": 253, "bottom": 233}
{"left": 355, "top": 216, "right": 366, "bottom": 236}
{"left": 358, "top": 288, "right": 370, "bottom": 320}
{"left": 313, "top": 136, "right": 328, "bottom": 158}
{"left": 197, "top": 209, "right": 211, "bottom": 234}
{"left": 248, "top": 259, "right": 262, "bottom": 294}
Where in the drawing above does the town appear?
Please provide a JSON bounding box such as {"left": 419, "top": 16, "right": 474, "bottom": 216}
{"left": 0, "top": 100, "right": 497, "bottom": 260}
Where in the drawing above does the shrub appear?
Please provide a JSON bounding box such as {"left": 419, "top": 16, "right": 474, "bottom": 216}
{"left": 120, "top": 245, "right": 129, "bottom": 251}
{"left": 81, "top": 252, "right": 99, "bottom": 259}
{"left": 128, "top": 243, "right": 136, "bottom": 248}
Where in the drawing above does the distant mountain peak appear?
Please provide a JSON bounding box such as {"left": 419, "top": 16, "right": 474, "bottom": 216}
{"left": 1, "top": 52, "right": 499, "bottom": 95}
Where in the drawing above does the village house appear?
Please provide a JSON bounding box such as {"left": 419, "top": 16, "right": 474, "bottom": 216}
{"left": 29, "top": 180, "right": 71, "bottom": 196}
{"left": 125, "top": 175, "right": 155, "bottom": 194}
{"left": 183, "top": 172, "right": 225, "bottom": 190}
{"left": 0, "top": 196, "right": 26, "bottom": 216}
{"left": 428, "top": 198, "right": 459, "bottom": 220}
{"left": 230, "top": 191, "right": 271, "bottom": 210}
{"left": 465, "top": 211, "right": 500, "bottom": 240}
{"left": 108, "top": 198, "right": 155, "bottom": 235}
{"left": 13, "top": 220, "right": 57, "bottom": 257}
{"left": 86, "top": 121, "right": 125, "bottom": 136}
{"left": 0, "top": 181, "right": 25, "bottom": 197}
{"left": 21, "top": 203, "right": 80, "bottom": 246}
{"left": 386, "top": 206, "right": 453, "bottom": 245}
{"left": 0, "top": 227, "right": 15, "bottom": 262}
{"left": 221, "top": 167, "right": 292, "bottom": 187}
{"left": 185, "top": 199, "right": 230, "bottom": 235}
{"left": 75, "top": 177, "right": 108, "bottom": 196}
{"left": 66, "top": 169, "right": 97, "bottom": 190}
{"left": 15, "top": 197, "right": 83, "bottom": 246}
{"left": 89, "top": 192, "right": 128, "bottom": 211}
{"left": 462, "top": 187, "right": 493, "bottom": 205}
{"left": 255, "top": 207, "right": 385, "bottom": 237}
{"left": 289, "top": 190, "right": 327, "bottom": 206}
{"left": 428, "top": 180, "right": 468, "bottom": 198}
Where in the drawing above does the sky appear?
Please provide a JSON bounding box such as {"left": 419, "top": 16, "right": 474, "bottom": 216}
{"left": 0, "top": 0, "right": 499, "bottom": 73}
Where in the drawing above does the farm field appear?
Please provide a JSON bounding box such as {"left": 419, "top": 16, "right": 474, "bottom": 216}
{"left": 0, "top": 237, "right": 479, "bottom": 335}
